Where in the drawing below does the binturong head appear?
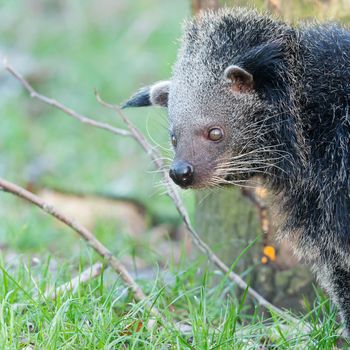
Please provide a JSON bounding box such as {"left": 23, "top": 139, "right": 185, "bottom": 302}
{"left": 123, "top": 9, "right": 304, "bottom": 190}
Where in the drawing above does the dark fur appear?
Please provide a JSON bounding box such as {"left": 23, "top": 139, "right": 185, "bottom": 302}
{"left": 122, "top": 86, "right": 151, "bottom": 108}
{"left": 124, "top": 9, "right": 350, "bottom": 335}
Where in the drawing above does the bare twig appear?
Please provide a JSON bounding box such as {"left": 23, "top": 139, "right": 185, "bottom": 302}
{"left": 3, "top": 58, "right": 131, "bottom": 138}
{"left": 0, "top": 178, "right": 159, "bottom": 317}
{"left": 4, "top": 61, "right": 298, "bottom": 323}
{"left": 44, "top": 262, "right": 104, "bottom": 299}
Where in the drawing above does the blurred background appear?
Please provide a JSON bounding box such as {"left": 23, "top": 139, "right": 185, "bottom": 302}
{"left": 1, "top": 0, "right": 350, "bottom": 316}
{"left": 0, "top": 0, "right": 192, "bottom": 260}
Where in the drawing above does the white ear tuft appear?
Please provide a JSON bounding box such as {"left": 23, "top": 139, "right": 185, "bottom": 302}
{"left": 224, "top": 65, "right": 254, "bottom": 93}
{"left": 150, "top": 81, "right": 171, "bottom": 107}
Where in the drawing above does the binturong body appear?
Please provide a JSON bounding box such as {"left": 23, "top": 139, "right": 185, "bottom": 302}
{"left": 124, "top": 8, "right": 350, "bottom": 335}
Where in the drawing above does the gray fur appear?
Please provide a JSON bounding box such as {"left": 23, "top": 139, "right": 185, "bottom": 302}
{"left": 124, "top": 7, "right": 350, "bottom": 336}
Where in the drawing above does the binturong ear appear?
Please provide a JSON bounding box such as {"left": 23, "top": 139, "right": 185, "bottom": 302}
{"left": 122, "top": 81, "right": 170, "bottom": 109}
{"left": 223, "top": 65, "right": 254, "bottom": 93}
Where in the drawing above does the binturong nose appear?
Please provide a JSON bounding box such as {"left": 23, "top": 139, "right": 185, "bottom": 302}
{"left": 169, "top": 160, "right": 194, "bottom": 188}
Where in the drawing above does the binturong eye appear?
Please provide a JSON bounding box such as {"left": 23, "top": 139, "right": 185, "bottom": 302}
{"left": 208, "top": 127, "right": 223, "bottom": 141}
{"left": 171, "top": 134, "right": 177, "bottom": 147}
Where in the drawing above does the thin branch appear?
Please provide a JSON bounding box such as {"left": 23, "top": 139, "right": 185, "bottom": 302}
{"left": 0, "top": 178, "right": 159, "bottom": 317}
{"left": 4, "top": 61, "right": 298, "bottom": 323}
{"left": 3, "top": 58, "right": 131, "bottom": 138}
{"left": 44, "top": 262, "right": 104, "bottom": 299}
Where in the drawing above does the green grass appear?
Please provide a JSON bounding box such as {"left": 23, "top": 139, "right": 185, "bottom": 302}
{"left": 0, "top": 250, "right": 345, "bottom": 349}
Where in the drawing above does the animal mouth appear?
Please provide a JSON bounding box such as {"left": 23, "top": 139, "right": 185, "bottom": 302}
{"left": 169, "top": 146, "right": 282, "bottom": 189}
{"left": 171, "top": 170, "right": 250, "bottom": 190}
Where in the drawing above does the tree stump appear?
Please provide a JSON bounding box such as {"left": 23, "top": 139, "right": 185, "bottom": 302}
{"left": 196, "top": 187, "right": 316, "bottom": 311}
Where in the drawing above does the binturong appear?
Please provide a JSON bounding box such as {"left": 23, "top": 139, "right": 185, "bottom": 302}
{"left": 124, "top": 8, "right": 350, "bottom": 336}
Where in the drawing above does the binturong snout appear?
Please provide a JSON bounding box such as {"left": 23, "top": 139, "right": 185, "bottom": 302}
{"left": 169, "top": 160, "right": 194, "bottom": 188}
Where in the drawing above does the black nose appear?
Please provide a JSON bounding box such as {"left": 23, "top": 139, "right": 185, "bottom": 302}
{"left": 169, "top": 161, "right": 194, "bottom": 187}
